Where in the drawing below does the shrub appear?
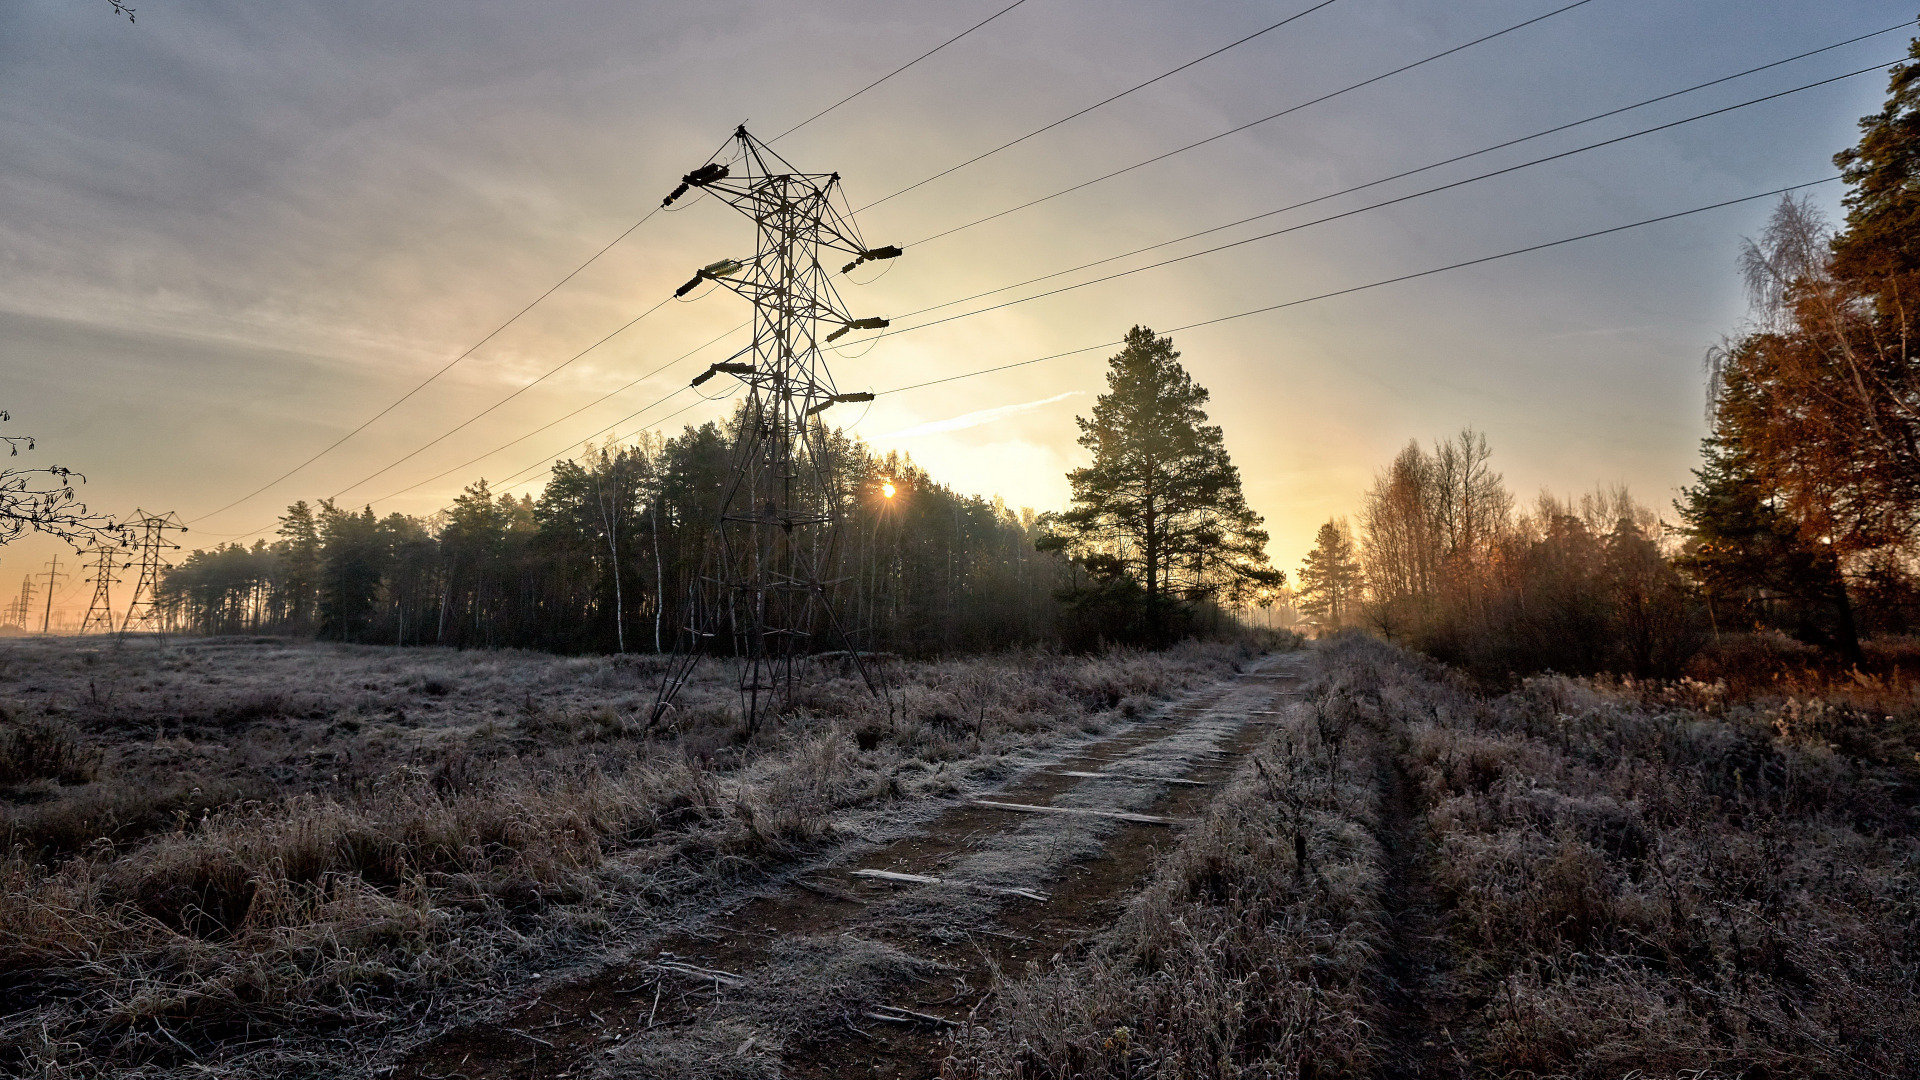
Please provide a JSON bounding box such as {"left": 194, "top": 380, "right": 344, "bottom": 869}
{"left": 0, "top": 717, "right": 98, "bottom": 786}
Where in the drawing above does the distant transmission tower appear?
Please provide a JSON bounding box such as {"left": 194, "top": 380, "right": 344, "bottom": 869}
{"left": 651, "top": 126, "right": 902, "bottom": 731}
{"left": 38, "top": 554, "right": 68, "bottom": 634}
{"left": 10, "top": 575, "right": 36, "bottom": 629}
{"left": 121, "top": 509, "right": 188, "bottom": 633}
{"left": 79, "top": 542, "right": 130, "bottom": 634}
{"left": 7, "top": 572, "right": 33, "bottom": 622}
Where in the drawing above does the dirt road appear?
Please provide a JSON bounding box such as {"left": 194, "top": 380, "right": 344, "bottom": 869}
{"left": 394, "top": 653, "right": 1306, "bottom": 1080}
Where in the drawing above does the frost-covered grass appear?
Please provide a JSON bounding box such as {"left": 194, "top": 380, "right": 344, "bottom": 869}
{"left": 949, "top": 634, "right": 1920, "bottom": 1078}
{"left": 0, "top": 635, "right": 1244, "bottom": 1078}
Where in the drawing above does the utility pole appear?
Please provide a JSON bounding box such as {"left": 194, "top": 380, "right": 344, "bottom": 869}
{"left": 39, "top": 554, "right": 68, "bottom": 634}
{"left": 79, "top": 542, "right": 129, "bottom": 634}
{"left": 121, "top": 509, "right": 188, "bottom": 633}
{"left": 651, "top": 126, "right": 902, "bottom": 732}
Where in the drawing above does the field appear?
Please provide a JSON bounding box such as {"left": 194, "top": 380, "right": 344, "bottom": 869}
{"left": 4, "top": 633, "right": 1919, "bottom": 1078}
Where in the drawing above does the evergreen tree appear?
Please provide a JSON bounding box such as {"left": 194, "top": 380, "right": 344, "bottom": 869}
{"left": 276, "top": 500, "right": 321, "bottom": 629}
{"left": 1832, "top": 33, "right": 1920, "bottom": 300}
{"left": 1041, "top": 326, "right": 1281, "bottom": 641}
{"left": 316, "top": 501, "right": 386, "bottom": 641}
{"left": 1674, "top": 434, "right": 1861, "bottom": 660}
{"left": 1296, "top": 518, "right": 1362, "bottom": 630}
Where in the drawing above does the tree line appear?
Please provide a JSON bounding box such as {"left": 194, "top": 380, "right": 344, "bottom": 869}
{"left": 1292, "top": 39, "right": 1920, "bottom": 679}
{"left": 159, "top": 327, "right": 1284, "bottom": 657}
{"left": 1293, "top": 431, "right": 1694, "bottom": 678}
{"left": 159, "top": 421, "right": 1059, "bottom": 656}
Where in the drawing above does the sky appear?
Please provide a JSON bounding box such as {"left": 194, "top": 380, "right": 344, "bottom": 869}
{"left": 0, "top": 0, "right": 1910, "bottom": 626}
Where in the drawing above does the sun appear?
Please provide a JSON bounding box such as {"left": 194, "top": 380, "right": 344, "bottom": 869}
{"left": 881, "top": 480, "right": 897, "bottom": 499}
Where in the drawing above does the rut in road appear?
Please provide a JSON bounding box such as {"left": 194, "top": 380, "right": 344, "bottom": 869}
{"left": 395, "top": 654, "right": 1306, "bottom": 1079}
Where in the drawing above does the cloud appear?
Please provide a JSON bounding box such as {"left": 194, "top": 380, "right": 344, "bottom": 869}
{"left": 878, "top": 391, "right": 1083, "bottom": 440}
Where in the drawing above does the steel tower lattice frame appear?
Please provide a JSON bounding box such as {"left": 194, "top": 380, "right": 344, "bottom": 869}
{"left": 650, "top": 126, "right": 901, "bottom": 731}
{"left": 11, "top": 575, "right": 35, "bottom": 629}
{"left": 79, "top": 542, "right": 128, "bottom": 634}
{"left": 121, "top": 509, "right": 187, "bottom": 633}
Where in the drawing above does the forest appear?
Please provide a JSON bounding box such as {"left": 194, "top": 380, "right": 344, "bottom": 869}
{"left": 147, "top": 325, "right": 1284, "bottom": 662}
{"left": 152, "top": 431, "right": 1061, "bottom": 657}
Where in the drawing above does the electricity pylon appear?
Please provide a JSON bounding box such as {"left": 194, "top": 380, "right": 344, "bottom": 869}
{"left": 79, "top": 542, "right": 129, "bottom": 634}
{"left": 121, "top": 509, "right": 187, "bottom": 633}
{"left": 651, "top": 126, "right": 902, "bottom": 732}
{"left": 8, "top": 575, "right": 33, "bottom": 628}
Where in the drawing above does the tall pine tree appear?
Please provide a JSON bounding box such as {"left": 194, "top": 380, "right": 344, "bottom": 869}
{"left": 1041, "top": 326, "right": 1281, "bottom": 642}
{"left": 1296, "top": 518, "right": 1362, "bottom": 630}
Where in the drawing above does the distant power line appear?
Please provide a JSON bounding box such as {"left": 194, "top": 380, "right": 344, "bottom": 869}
{"left": 184, "top": 190, "right": 693, "bottom": 526}
{"left": 853, "top": 0, "right": 1357, "bottom": 212}
{"left": 837, "top": 58, "right": 1897, "bottom": 351}
{"left": 771, "top": 0, "right": 1037, "bottom": 142}
{"left": 874, "top": 177, "right": 1843, "bottom": 398}
{"left": 903, "top": 15, "right": 1908, "bottom": 247}
{"left": 882, "top": 23, "right": 1912, "bottom": 324}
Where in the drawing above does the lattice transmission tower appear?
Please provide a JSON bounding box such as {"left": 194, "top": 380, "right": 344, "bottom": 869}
{"left": 651, "top": 126, "right": 903, "bottom": 731}
{"left": 79, "top": 541, "right": 131, "bottom": 634}
{"left": 121, "top": 509, "right": 187, "bottom": 633}
{"left": 8, "top": 575, "right": 35, "bottom": 629}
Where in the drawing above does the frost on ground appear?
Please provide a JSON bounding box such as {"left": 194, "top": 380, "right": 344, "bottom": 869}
{"left": 947, "top": 635, "right": 1920, "bottom": 1078}
{"left": 579, "top": 656, "right": 1295, "bottom": 1080}
{"left": 0, "top": 635, "right": 1242, "bottom": 1078}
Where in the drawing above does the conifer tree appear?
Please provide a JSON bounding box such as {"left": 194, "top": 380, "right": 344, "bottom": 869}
{"left": 1296, "top": 518, "right": 1362, "bottom": 630}
{"left": 1041, "top": 326, "right": 1281, "bottom": 640}
{"left": 276, "top": 500, "right": 321, "bottom": 628}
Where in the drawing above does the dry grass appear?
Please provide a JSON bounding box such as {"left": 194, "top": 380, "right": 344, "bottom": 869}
{"left": 0, "top": 635, "right": 1244, "bottom": 1078}
{"left": 948, "top": 634, "right": 1920, "bottom": 1078}
{"left": 945, "top": 649, "right": 1392, "bottom": 1078}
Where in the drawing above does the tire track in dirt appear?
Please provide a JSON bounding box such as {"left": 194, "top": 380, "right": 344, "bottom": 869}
{"left": 392, "top": 656, "right": 1306, "bottom": 1080}
{"left": 1374, "top": 738, "right": 1462, "bottom": 1077}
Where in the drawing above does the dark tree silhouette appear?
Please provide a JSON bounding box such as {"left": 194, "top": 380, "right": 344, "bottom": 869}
{"left": 1040, "top": 326, "right": 1281, "bottom": 642}
{"left": 0, "top": 410, "right": 124, "bottom": 550}
{"left": 1673, "top": 36, "right": 1920, "bottom": 646}
{"left": 1296, "top": 519, "right": 1362, "bottom": 630}
{"left": 157, "top": 409, "right": 1066, "bottom": 655}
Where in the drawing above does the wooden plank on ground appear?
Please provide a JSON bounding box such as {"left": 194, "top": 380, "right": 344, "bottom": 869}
{"left": 850, "top": 868, "right": 1049, "bottom": 903}
{"left": 970, "top": 799, "right": 1193, "bottom": 826}
{"left": 1053, "top": 770, "right": 1210, "bottom": 786}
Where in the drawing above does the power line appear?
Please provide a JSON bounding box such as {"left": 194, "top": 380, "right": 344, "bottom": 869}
{"left": 247, "top": 165, "right": 1851, "bottom": 518}
{"left": 873, "top": 176, "right": 1842, "bottom": 398}
{"left": 517, "top": 176, "right": 1848, "bottom": 487}
{"left": 882, "top": 25, "right": 1911, "bottom": 324}
{"left": 842, "top": 58, "right": 1894, "bottom": 350}
{"left": 907, "top": 15, "right": 1906, "bottom": 247}
{"left": 187, "top": 199, "right": 686, "bottom": 525}
{"left": 365, "top": 324, "right": 744, "bottom": 504}
{"left": 771, "top": 0, "right": 1036, "bottom": 141}
{"left": 205, "top": 321, "right": 748, "bottom": 543}
{"left": 323, "top": 295, "right": 676, "bottom": 501}
{"left": 196, "top": 10, "right": 1890, "bottom": 531}
{"left": 855, "top": 0, "right": 1353, "bottom": 212}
